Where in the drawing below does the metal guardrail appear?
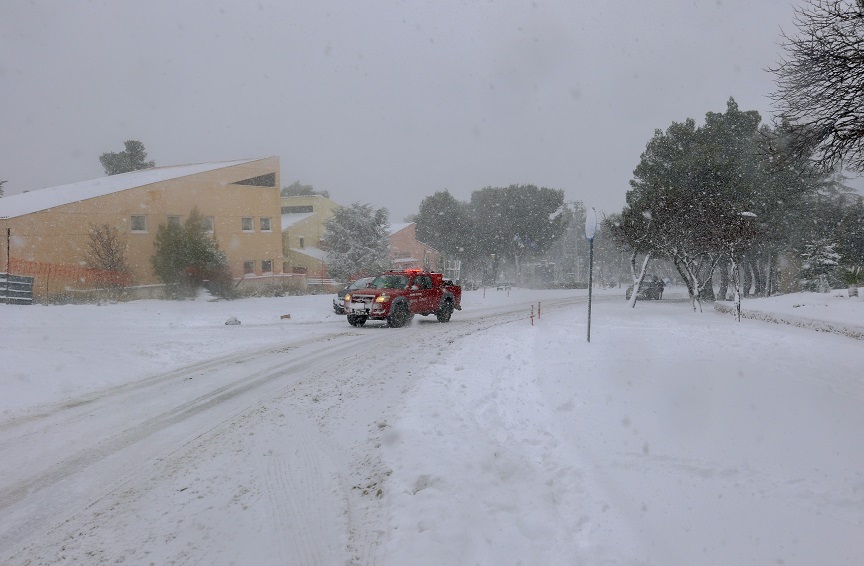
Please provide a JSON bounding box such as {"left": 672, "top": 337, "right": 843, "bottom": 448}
{"left": 0, "top": 272, "right": 34, "bottom": 305}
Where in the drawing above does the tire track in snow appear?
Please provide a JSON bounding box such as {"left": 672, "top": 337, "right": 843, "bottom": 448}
{"left": 0, "top": 331, "right": 358, "bottom": 436}
{"left": 0, "top": 332, "right": 385, "bottom": 557}
{"left": 257, "top": 415, "right": 346, "bottom": 566}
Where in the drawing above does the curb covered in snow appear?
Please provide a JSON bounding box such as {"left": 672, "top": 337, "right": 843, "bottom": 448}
{"left": 713, "top": 301, "right": 864, "bottom": 341}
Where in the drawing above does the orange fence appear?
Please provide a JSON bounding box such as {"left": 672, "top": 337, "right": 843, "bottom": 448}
{"left": 8, "top": 258, "right": 132, "bottom": 296}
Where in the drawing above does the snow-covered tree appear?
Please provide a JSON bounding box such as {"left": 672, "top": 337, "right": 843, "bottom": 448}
{"left": 322, "top": 203, "right": 391, "bottom": 282}
{"left": 415, "top": 190, "right": 471, "bottom": 258}
{"left": 281, "top": 180, "right": 329, "bottom": 198}
{"left": 800, "top": 238, "right": 842, "bottom": 292}
{"left": 0, "top": 179, "right": 5, "bottom": 197}
{"left": 99, "top": 140, "right": 155, "bottom": 175}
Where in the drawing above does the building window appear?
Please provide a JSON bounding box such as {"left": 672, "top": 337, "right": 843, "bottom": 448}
{"left": 232, "top": 173, "right": 276, "bottom": 187}
{"left": 260, "top": 217, "right": 272, "bottom": 232}
{"left": 261, "top": 260, "right": 273, "bottom": 273}
{"left": 167, "top": 215, "right": 182, "bottom": 227}
{"left": 281, "top": 205, "right": 313, "bottom": 214}
{"left": 243, "top": 261, "right": 255, "bottom": 274}
{"left": 131, "top": 215, "right": 147, "bottom": 232}
{"left": 202, "top": 216, "right": 214, "bottom": 232}
{"left": 241, "top": 217, "right": 254, "bottom": 232}
{"left": 299, "top": 236, "right": 305, "bottom": 249}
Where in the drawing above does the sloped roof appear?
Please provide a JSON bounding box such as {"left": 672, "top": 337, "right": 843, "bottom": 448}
{"left": 290, "top": 246, "right": 328, "bottom": 261}
{"left": 281, "top": 212, "right": 316, "bottom": 229}
{"left": 387, "top": 222, "right": 414, "bottom": 235}
{"left": 0, "top": 158, "right": 267, "bottom": 219}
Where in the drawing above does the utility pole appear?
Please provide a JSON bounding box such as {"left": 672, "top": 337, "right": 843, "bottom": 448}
{"left": 585, "top": 208, "right": 597, "bottom": 343}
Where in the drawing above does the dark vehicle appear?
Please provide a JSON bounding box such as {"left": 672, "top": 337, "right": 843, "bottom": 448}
{"left": 333, "top": 277, "right": 374, "bottom": 314}
{"left": 343, "top": 269, "right": 462, "bottom": 327}
{"left": 626, "top": 275, "right": 665, "bottom": 300}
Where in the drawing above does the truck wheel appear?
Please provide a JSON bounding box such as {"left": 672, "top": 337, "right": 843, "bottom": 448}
{"left": 387, "top": 303, "right": 410, "bottom": 328}
{"left": 436, "top": 300, "right": 453, "bottom": 322}
{"left": 347, "top": 314, "right": 367, "bottom": 326}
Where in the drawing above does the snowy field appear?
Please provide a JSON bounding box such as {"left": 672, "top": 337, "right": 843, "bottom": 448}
{"left": 1, "top": 286, "right": 863, "bottom": 565}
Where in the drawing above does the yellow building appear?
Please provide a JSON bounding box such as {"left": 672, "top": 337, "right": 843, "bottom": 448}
{"left": 0, "top": 157, "right": 283, "bottom": 298}
{"left": 281, "top": 194, "right": 342, "bottom": 285}
{"left": 279, "top": 197, "right": 445, "bottom": 287}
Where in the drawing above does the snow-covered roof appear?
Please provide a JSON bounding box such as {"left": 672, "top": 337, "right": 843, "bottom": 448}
{"left": 290, "top": 246, "right": 328, "bottom": 261}
{"left": 388, "top": 222, "right": 414, "bottom": 235}
{"left": 0, "top": 158, "right": 266, "bottom": 219}
{"left": 281, "top": 212, "right": 316, "bottom": 229}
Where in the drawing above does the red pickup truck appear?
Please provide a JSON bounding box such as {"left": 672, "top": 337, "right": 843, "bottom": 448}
{"left": 343, "top": 269, "right": 462, "bottom": 327}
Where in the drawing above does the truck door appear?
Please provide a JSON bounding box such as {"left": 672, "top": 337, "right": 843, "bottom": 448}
{"left": 416, "top": 274, "right": 437, "bottom": 313}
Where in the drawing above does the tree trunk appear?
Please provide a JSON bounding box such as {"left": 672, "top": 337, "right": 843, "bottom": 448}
{"left": 627, "top": 251, "right": 652, "bottom": 308}
{"left": 731, "top": 256, "right": 743, "bottom": 322}
{"left": 717, "top": 257, "right": 729, "bottom": 301}
{"left": 748, "top": 260, "right": 758, "bottom": 296}
{"left": 673, "top": 257, "right": 701, "bottom": 312}
{"left": 753, "top": 257, "right": 765, "bottom": 296}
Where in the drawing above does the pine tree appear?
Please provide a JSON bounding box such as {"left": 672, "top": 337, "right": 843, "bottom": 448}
{"left": 800, "top": 238, "right": 842, "bottom": 292}
{"left": 322, "top": 203, "right": 391, "bottom": 282}
{"left": 99, "top": 140, "right": 155, "bottom": 175}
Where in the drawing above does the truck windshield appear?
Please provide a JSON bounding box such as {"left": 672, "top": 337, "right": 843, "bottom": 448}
{"left": 371, "top": 275, "right": 408, "bottom": 289}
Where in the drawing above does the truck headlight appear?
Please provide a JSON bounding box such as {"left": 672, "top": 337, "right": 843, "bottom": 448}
{"left": 344, "top": 294, "right": 352, "bottom": 302}
{"left": 375, "top": 294, "right": 390, "bottom": 303}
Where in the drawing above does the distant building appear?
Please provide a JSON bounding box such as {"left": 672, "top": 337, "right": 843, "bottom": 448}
{"left": 388, "top": 222, "right": 440, "bottom": 272}
{"left": 281, "top": 194, "right": 342, "bottom": 286}
{"left": 0, "top": 157, "right": 283, "bottom": 298}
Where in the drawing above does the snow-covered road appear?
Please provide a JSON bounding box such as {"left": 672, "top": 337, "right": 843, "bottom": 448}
{"left": 2, "top": 288, "right": 862, "bottom": 565}
{"left": 0, "top": 291, "right": 586, "bottom": 564}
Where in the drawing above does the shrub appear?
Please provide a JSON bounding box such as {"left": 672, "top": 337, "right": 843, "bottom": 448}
{"left": 151, "top": 208, "right": 235, "bottom": 299}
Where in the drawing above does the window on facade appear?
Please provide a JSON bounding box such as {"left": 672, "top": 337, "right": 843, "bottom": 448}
{"left": 299, "top": 236, "right": 305, "bottom": 249}
{"left": 167, "top": 215, "right": 182, "bottom": 227}
{"left": 131, "top": 215, "right": 147, "bottom": 232}
{"left": 281, "top": 205, "right": 314, "bottom": 214}
{"left": 202, "top": 216, "right": 214, "bottom": 232}
{"left": 241, "top": 217, "right": 254, "bottom": 231}
{"left": 243, "top": 261, "right": 255, "bottom": 274}
{"left": 259, "top": 217, "right": 271, "bottom": 231}
{"left": 261, "top": 260, "right": 272, "bottom": 273}
{"left": 232, "top": 173, "right": 276, "bottom": 187}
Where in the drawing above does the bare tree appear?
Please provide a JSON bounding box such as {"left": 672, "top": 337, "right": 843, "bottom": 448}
{"left": 85, "top": 223, "right": 130, "bottom": 286}
{"left": 769, "top": 0, "right": 864, "bottom": 172}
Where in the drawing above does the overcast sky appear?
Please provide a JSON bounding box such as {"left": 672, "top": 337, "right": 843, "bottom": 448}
{"left": 2, "top": 0, "right": 811, "bottom": 221}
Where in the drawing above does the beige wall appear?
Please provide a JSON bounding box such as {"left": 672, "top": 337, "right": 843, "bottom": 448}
{"left": 281, "top": 194, "right": 341, "bottom": 276}
{"left": 280, "top": 195, "right": 340, "bottom": 250}
{"left": 390, "top": 224, "right": 440, "bottom": 271}
{"left": 0, "top": 157, "right": 283, "bottom": 295}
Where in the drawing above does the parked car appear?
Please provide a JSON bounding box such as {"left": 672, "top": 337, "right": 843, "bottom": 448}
{"left": 625, "top": 275, "right": 665, "bottom": 300}
{"left": 333, "top": 277, "right": 374, "bottom": 314}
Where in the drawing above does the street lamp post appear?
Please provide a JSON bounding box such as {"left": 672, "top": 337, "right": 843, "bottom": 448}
{"left": 585, "top": 208, "right": 598, "bottom": 342}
